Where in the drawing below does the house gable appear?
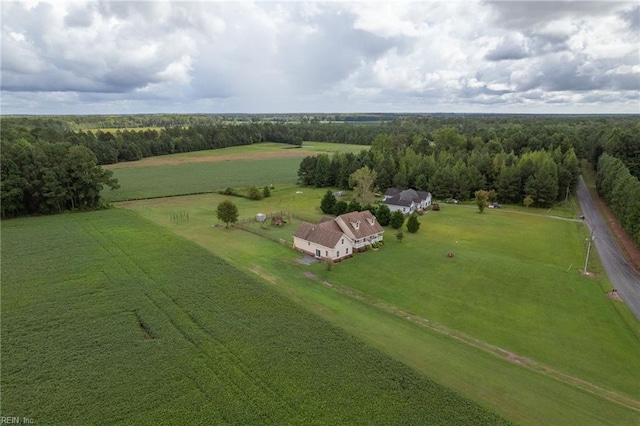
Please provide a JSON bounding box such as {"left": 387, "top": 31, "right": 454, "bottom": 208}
{"left": 293, "top": 211, "right": 384, "bottom": 261}
{"left": 335, "top": 211, "right": 384, "bottom": 241}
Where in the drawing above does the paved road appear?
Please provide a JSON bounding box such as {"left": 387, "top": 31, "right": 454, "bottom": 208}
{"left": 577, "top": 176, "right": 640, "bottom": 320}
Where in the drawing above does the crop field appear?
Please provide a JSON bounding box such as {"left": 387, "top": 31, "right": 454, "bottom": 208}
{"left": 102, "top": 142, "right": 368, "bottom": 202}
{"left": 6, "top": 140, "right": 640, "bottom": 425}
{"left": 1, "top": 210, "right": 507, "bottom": 425}
{"left": 103, "top": 157, "right": 302, "bottom": 202}
{"left": 119, "top": 186, "right": 640, "bottom": 425}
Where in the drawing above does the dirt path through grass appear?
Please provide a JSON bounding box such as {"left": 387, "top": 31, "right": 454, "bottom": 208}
{"left": 300, "top": 270, "right": 640, "bottom": 413}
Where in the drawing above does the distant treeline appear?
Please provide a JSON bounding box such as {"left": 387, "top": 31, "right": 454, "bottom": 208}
{"left": 1, "top": 121, "right": 304, "bottom": 165}
{"left": 597, "top": 154, "right": 640, "bottom": 246}
{"left": 2, "top": 114, "right": 638, "bottom": 170}
{"left": 298, "top": 128, "right": 581, "bottom": 208}
{"left": 1, "top": 114, "right": 638, "bottom": 222}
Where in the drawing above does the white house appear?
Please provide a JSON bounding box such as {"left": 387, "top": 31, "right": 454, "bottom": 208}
{"left": 382, "top": 188, "right": 432, "bottom": 214}
{"left": 293, "top": 211, "right": 384, "bottom": 261}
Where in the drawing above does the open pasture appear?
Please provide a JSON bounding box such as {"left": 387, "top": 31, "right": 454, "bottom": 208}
{"left": 120, "top": 188, "right": 640, "bottom": 424}
{"left": 1, "top": 210, "right": 506, "bottom": 425}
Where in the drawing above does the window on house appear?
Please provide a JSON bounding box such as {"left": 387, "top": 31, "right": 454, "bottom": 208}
{"left": 346, "top": 248, "right": 349, "bottom": 254}
{"left": 326, "top": 251, "right": 328, "bottom": 256}
{"left": 308, "top": 242, "right": 310, "bottom": 246}
{"left": 341, "top": 239, "right": 344, "bottom": 244}
{"left": 337, "top": 251, "right": 340, "bottom": 257}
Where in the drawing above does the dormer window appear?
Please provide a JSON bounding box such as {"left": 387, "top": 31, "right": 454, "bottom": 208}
{"left": 368, "top": 217, "right": 375, "bottom": 225}
{"left": 351, "top": 220, "right": 360, "bottom": 230}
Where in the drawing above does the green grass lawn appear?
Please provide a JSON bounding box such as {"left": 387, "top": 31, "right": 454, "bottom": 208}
{"left": 1, "top": 210, "right": 507, "bottom": 425}
{"left": 120, "top": 189, "right": 640, "bottom": 425}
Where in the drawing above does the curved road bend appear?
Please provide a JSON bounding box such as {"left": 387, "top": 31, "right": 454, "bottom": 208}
{"left": 577, "top": 176, "right": 640, "bottom": 321}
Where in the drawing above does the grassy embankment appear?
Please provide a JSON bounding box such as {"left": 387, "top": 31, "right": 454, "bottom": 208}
{"left": 1, "top": 210, "right": 506, "bottom": 425}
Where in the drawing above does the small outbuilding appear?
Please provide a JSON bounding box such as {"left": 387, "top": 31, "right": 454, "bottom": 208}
{"left": 256, "top": 213, "right": 267, "bottom": 222}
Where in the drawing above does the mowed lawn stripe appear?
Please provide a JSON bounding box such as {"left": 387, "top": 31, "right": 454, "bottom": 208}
{"left": 1, "top": 210, "right": 508, "bottom": 425}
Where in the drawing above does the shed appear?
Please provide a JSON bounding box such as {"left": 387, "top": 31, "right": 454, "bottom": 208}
{"left": 256, "top": 213, "right": 266, "bottom": 222}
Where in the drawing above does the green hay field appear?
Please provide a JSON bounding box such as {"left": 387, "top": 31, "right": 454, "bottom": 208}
{"left": 119, "top": 186, "right": 640, "bottom": 425}
{"left": 102, "top": 142, "right": 368, "bottom": 202}
{"left": 1, "top": 210, "right": 507, "bottom": 425}
{"left": 103, "top": 157, "right": 302, "bottom": 202}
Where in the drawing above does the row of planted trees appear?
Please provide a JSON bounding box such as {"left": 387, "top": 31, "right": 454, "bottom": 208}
{"left": 299, "top": 129, "right": 581, "bottom": 208}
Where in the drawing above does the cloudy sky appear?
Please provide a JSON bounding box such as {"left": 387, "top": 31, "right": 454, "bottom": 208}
{"left": 1, "top": 0, "right": 638, "bottom": 114}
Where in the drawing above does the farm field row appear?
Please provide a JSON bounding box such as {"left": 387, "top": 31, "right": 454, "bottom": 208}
{"left": 119, "top": 186, "right": 640, "bottom": 424}
{"left": 104, "top": 141, "right": 369, "bottom": 169}
{"left": 1, "top": 210, "right": 505, "bottom": 425}
{"left": 102, "top": 142, "right": 368, "bottom": 202}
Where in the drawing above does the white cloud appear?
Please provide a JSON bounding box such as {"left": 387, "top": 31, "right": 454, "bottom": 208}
{"left": 1, "top": 0, "right": 638, "bottom": 114}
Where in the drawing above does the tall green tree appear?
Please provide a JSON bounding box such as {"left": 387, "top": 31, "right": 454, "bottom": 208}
{"left": 390, "top": 211, "right": 405, "bottom": 229}
{"left": 349, "top": 166, "right": 377, "bottom": 204}
{"left": 406, "top": 213, "right": 420, "bottom": 233}
{"left": 524, "top": 159, "right": 558, "bottom": 207}
{"left": 475, "top": 190, "right": 489, "bottom": 213}
{"left": 433, "top": 127, "right": 466, "bottom": 153}
{"left": 320, "top": 190, "right": 336, "bottom": 214}
{"left": 216, "top": 200, "right": 239, "bottom": 228}
{"left": 376, "top": 203, "right": 391, "bottom": 226}
{"left": 333, "top": 200, "right": 348, "bottom": 216}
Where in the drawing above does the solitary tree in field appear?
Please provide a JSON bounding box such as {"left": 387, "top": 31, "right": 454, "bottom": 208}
{"left": 475, "top": 190, "right": 489, "bottom": 213}
{"left": 390, "top": 210, "right": 405, "bottom": 229}
{"left": 396, "top": 231, "right": 404, "bottom": 243}
{"left": 406, "top": 213, "right": 420, "bottom": 233}
{"left": 263, "top": 185, "right": 271, "bottom": 198}
{"left": 216, "top": 200, "right": 239, "bottom": 228}
{"left": 523, "top": 195, "right": 534, "bottom": 208}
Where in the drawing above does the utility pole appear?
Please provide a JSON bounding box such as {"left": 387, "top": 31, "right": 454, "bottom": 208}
{"left": 584, "top": 229, "right": 595, "bottom": 274}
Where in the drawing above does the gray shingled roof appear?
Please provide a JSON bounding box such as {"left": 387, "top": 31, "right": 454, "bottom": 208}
{"left": 383, "top": 188, "right": 431, "bottom": 207}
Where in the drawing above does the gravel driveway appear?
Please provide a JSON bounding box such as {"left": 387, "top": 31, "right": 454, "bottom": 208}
{"left": 577, "top": 176, "right": 640, "bottom": 320}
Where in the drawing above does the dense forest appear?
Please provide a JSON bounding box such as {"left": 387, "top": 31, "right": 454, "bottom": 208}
{"left": 297, "top": 128, "right": 581, "bottom": 208}
{"left": 1, "top": 114, "right": 638, "bottom": 242}
{"left": 1, "top": 140, "right": 119, "bottom": 217}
